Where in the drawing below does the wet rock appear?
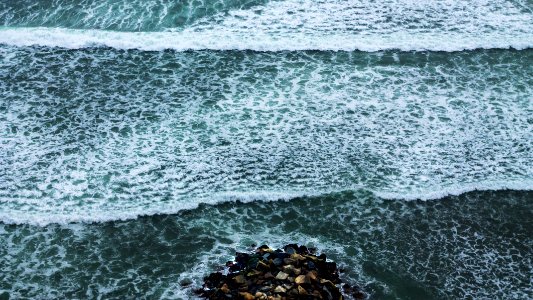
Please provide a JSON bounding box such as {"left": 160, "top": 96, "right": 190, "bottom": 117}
{"left": 247, "top": 269, "right": 262, "bottom": 278}
{"left": 272, "top": 258, "right": 283, "bottom": 266}
{"left": 282, "top": 264, "right": 295, "bottom": 274}
{"left": 284, "top": 246, "right": 296, "bottom": 255}
{"left": 295, "top": 275, "right": 310, "bottom": 285}
{"left": 234, "top": 275, "right": 246, "bottom": 285}
{"left": 288, "top": 287, "right": 299, "bottom": 297}
{"left": 179, "top": 278, "right": 193, "bottom": 287}
{"left": 298, "top": 245, "right": 309, "bottom": 254}
{"left": 196, "top": 244, "right": 366, "bottom": 300}
{"left": 256, "top": 260, "right": 270, "bottom": 271}
{"left": 290, "top": 253, "right": 306, "bottom": 261}
{"left": 239, "top": 292, "right": 255, "bottom": 300}
{"left": 220, "top": 283, "right": 230, "bottom": 294}
{"left": 307, "top": 261, "right": 316, "bottom": 270}
{"left": 275, "top": 271, "right": 289, "bottom": 280}
{"left": 298, "top": 285, "right": 308, "bottom": 295}
{"left": 307, "top": 270, "right": 318, "bottom": 282}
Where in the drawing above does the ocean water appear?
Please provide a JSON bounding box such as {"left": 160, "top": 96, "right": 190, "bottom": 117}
{"left": 0, "top": 0, "right": 532, "bottom": 299}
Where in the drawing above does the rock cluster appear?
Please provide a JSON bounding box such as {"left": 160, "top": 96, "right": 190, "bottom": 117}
{"left": 196, "top": 244, "right": 365, "bottom": 300}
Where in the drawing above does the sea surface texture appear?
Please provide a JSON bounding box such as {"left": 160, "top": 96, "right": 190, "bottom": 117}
{"left": 0, "top": 0, "right": 532, "bottom": 299}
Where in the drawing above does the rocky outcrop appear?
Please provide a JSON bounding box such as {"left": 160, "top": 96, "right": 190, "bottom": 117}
{"left": 196, "top": 244, "right": 365, "bottom": 299}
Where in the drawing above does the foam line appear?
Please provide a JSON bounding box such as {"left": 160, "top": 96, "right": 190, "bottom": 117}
{"left": 373, "top": 180, "right": 533, "bottom": 201}
{"left": 1, "top": 182, "right": 531, "bottom": 226}
{"left": 0, "top": 27, "right": 531, "bottom": 52}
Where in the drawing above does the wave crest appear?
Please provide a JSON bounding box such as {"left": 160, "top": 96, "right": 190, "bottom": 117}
{"left": 1, "top": 181, "right": 531, "bottom": 226}
{"left": 0, "top": 27, "right": 531, "bottom": 52}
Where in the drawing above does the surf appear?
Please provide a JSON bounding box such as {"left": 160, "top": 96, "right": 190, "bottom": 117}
{"left": 1, "top": 0, "right": 532, "bottom": 52}
{"left": 0, "top": 26, "right": 532, "bottom": 52}
{"left": 2, "top": 183, "right": 532, "bottom": 226}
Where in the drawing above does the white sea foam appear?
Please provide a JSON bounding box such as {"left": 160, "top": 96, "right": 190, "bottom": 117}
{"left": 0, "top": 43, "right": 531, "bottom": 227}
{"left": 1, "top": 181, "right": 532, "bottom": 226}
{"left": 0, "top": 0, "right": 532, "bottom": 52}
{"left": 373, "top": 180, "right": 533, "bottom": 201}
{"left": 0, "top": 26, "right": 531, "bottom": 52}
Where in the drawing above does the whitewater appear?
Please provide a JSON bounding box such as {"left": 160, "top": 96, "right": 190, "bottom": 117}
{"left": 1, "top": 0, "right": 533, "bottom": 51}
{"left": 0, "top": 0, "right": 532, "bottom": 299}
{"left": 1, "top": 47, "right": 532, "bottom": 225}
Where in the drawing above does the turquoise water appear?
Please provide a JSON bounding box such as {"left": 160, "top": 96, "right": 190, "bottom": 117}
{"left": 0, "top": 0, "right": 532, "bottom": 299}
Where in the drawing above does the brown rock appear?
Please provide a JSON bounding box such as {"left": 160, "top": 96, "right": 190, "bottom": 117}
{"left": 298, "top": 285, "right": 308, "bottom": 295}
{"left": 234, "top": 275, "right": 246, "bottom": 285}
{"left": 290, "top": 254, "right": 306, "bottom": 261}
{"left": 283, "top": 258, "right": 296, "bottom": 265}
{"left": 220, "top": 283, "right": 230, "bottom": 294}
{"left": 239, "top": 292, "right": 255, "bottom": 300}
{"left": 288, "top": 287, "right": 299, "bottom": 296}
{"left": 247, "top": 269, "right": 262, "bottom": 277}
{"left": 321, "top": 279, "right": 337, "bottom": 290}
{"left": 275, "top": 271, "right": 289, "bottom": 280}
{"left": 257, "top": 260, "right": 270, "bottom": 271}
{"left": 295, "top": 275, "right": 310, "bottom": 285}
{"left": 197, "top": 244, "right": 360, "bottom": 300}
{"left": 304, "top": 255, "right": 320, "bottom": 262}
{"left": 282, "top": 264, "right": 295, "bottom": 274}
{"left": 307, "top": 270, "right": 318, "bottom": 282}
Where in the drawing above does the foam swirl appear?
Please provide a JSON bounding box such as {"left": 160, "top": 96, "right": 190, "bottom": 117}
{"left": 1, "top": 47, "right": 531, "bottom": 225}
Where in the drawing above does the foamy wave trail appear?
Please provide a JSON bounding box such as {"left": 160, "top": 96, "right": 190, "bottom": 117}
{"left": 1, "top": 27, "right": 532, "bottom": 52}
{"left": 374, "top": 180, "right": 533, "bottom": 201}
{"left": 1, "top": 47, "right": 531, "bottom": 225}
{"left": 1, "top": 0, "right": 533, "bottom": 51}
{"left": 1, "top": 185, "right": 533, "bottom": 226}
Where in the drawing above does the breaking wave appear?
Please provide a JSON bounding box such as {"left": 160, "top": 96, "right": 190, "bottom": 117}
{"left": 0, "top": 27, "right": 531, "bottom": 52}
{"left": 1, "top": 0, "right": 532, "bottom": 52}
{"left": 1, "top": 183, "right": 532, "bottom": 226}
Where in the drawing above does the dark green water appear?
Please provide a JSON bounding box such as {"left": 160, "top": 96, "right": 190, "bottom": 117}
{"left": 1, "top": 190, "right": 532, "bottom": 299}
